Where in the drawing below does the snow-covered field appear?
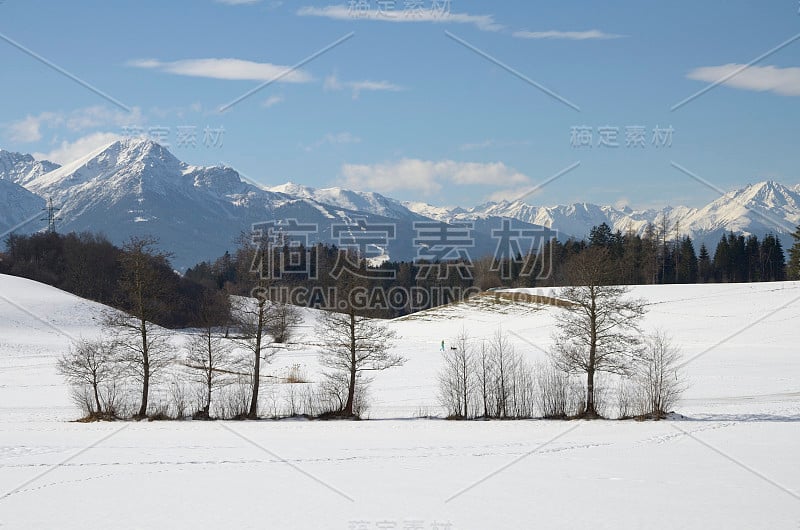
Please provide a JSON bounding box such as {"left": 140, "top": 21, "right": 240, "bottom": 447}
{"left": 1, "top": 274, "right": 799, "bottom": 529}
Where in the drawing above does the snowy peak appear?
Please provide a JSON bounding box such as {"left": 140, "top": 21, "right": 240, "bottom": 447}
{"left": 25, "top": 138, "right": 184, "bottom": 194}
{"left": 0, "top": 149, "right": 60, "bottom": 187}
{"left": 728, "top": 180, "right": 798, "bottom": 211}
{"left": 691, "top": 180, "right": 800, "bottom": 235}
{"left": 267, "top": 181, "right": 420, "bottom": 220}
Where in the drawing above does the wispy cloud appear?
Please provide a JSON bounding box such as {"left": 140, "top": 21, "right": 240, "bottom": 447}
{"left": 6, "top": 113, "right": 58, "bottom": 142}
{"left": 512, "top": 29, "right": 625, "bottom": 40}
{"left": 324, "top": 73, "right": 403, "bottom": 99}
{"left": 297, "top": 5, "right": 503, "bottom": 32}
{"left": 303, "top": 131, "right": 361, "bottom": 151}
{"left": 686, "top": 64, "right": 800, "bottom": 96}
{"left": 261, "top": 95, "right": 285, "bottom": 108}
{"left": 33, "top": 131, "right": 122, "bottom": 165}
{"left": 128, "top": 58, "right": 313, "bottom": 83}
{"left": 5, "top": 106, "right": 142, "bottom": 143}
{"left": 340, "top": 159, "right": 530, "bottom": 195}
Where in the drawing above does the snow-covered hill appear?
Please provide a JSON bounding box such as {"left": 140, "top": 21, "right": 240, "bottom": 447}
{"left": 1, "top": 275, "right": 799, "bottom": 529}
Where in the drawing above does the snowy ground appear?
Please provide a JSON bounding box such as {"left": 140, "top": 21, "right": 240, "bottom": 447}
{"left": 1, "top": 274, "right": 799, "bottom": 529}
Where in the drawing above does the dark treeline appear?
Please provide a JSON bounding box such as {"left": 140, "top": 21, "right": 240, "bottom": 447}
{"left": 3, "top": 223, "right": 799, "bottom": 325}
{"left": 0, "top": 232, "right": 225, "bottom": 328}
{"left": 186, "top": 222, "right": 799, "bottom": 316}
{"left": 185, "top": 240, "right": 477, "bottom": 319}
{"left": 507, "top": 223, "right": 791, "bottom": 288}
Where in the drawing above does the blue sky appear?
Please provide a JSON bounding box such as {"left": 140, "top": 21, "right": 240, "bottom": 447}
{"left": 1, "top": 0, "right": 798, "bottom": 209}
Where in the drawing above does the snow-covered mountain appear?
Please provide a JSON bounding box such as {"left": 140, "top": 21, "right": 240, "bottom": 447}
{"left": 14, "top": 139, "right": 424, "bottom": 268}
{"left": 0, "top": 150, "right": 56, "bottom": 234}
{"left": 2, "top": 138, "right": 798, "bottom": 268}
{"left": 269, "top": 182, "right": 425, "bottom": 221}
{"left": 8, "top": 139, "right": 553, "bottom": 268}
{"left": 0, "top": 149, "right": 60, "bottom": 186}
{"left": 452, "top": 180, "right": 800, "bottom": 250}
{"left": 0, "top": 179, "right": 45, "bottom": 235}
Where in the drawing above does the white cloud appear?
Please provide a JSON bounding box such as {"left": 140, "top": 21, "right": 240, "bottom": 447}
{"left": 128, "top": 58, "right": 313, "bottom": 83}
{"left": 33, "top": 132, "right": 123, "bottom": 165}
{"left": 262, "top": 95, "right": 285, "bottom": 108}
{"left": 7, "top": 113, "right": 55, "bottom": 142}
{"left": 64, "top": 106, "right": 143, "bottom": 132}
{"left": 686, "top": 64, "right": 800, "bottom": 96}
{"left": 304, "top": 132, "right": 361, "bottom": 151}
{"left": 297, "top": 5, "right": 503, "bottom": 32}
{"left": 340, "top": 159, "right": 530, "bottom": 195}
{"left": 5, "top": 106, "right": 141, "bottom": 143}
{"left": 512, "top": 29, "right": 624, "bottom": 40}
{"left": 324, "top": 73, "right": 403, "bottom": 99}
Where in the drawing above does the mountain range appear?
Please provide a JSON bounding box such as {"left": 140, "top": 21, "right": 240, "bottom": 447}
{"left": 0, "top": 138, "right": 798, "bottom": 269}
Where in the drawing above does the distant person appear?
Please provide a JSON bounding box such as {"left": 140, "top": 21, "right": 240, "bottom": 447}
{"left": 440, "top": 340, "right": 445, "bottom": 352}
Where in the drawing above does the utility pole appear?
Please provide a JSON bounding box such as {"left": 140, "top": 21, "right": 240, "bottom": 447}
{"left": 41, "top": 197, "right": 60, "bottom": 233}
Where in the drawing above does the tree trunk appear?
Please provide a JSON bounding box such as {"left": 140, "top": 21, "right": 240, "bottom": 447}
{"left": 248, "top": 301, "right": 265, "bottom": 419}
{"left": 586, "top": 367, "right": 596, "bottom": 418}
{"left": 92, "top": 380, "right": 102, "bottom": 414}
{"left": 586, "top": 292, "right": 598, "bottom": 418}
{"left": 138, "top": 318, "right": 149, "bottom": 418}
{"left": 343, "top": 312, "right": 357, "bottom": 416}
{"left": 205, "top": 332, "right": 213, "bottom": 415}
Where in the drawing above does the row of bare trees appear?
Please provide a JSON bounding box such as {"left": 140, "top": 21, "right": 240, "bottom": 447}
{"left": 439, "top": 248, "right": 686, "bottom": 420}
{"left": 438, "top": 327, "right": 684, "bottom": 420}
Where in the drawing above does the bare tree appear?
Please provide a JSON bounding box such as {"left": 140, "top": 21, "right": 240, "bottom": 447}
{"left": 315, "top": 307, "right": 402, "bottom": 417}
{"left": 185, "top": 331, "right": 235, "bottom": 419}
{"left": 551, "top": 247, "right": 647, "bottom": 418}
{"left": 635, "top": 331, "right": 685, "bottom": 418}
{"left": 535, "top": 362, "right": 571, "bottom": 418}
{"left": 231, "top": 289, "right": 275, "bottom": 419}
{"left": 109, "top": 235, "right": 175, "bottom": 419}
{"left": 437, "top": 327, "right": 475, "bottom": 418}
{"left": 490, "top": 329, "right": 514, "bottom": 418}
{"left": 477, "top": 340, "right": 492, "bottom": 418}
{"left": 185, "top": 290, "right": 233, "bottom": 418}
{"left": 265, "top": 301, "right": 302, "bottom": 344}
{"left": 58, "top": 338, "right": 117, "bottom": 417}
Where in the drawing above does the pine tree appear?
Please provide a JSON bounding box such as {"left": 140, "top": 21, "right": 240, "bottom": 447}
{"left": 744, "top": 235, "right": 760, "bottom": 282}
{"left": 788, "top": 226, "right": 800, "bottom": 281}
{"left": 589, "top": 223, "right": 613, "bottom": 248}
{"left": 698, "top": 243, "right": 712, "bottom": 283}
{"left": 760, "top": 234, "right": 786, "bottom": 281}
{"left": 713, "top": 234, "right": 731, "bottom": 282}
{"left": 677, "top": 236, "right": 698, "bottom": 283}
